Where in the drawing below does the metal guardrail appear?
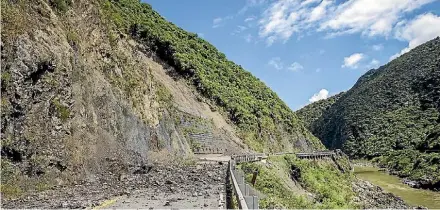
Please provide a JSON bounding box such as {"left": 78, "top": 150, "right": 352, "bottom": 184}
{"left": 229, "top": 160, "right": 249, "bottom": 209}
{"left": 229, "top": 154, "right": 265, "bottom": 209}
{"left": 227, "top": 150, "right": 347, "bottom": 209}
{"left": 296, "top": 151, "right": 335, "bottom": 159}
{"left": 270, "top": 151, "right": 336, "bottom": 159}
{"left": 231, "top": 153, "right": 267, "bottom": 164}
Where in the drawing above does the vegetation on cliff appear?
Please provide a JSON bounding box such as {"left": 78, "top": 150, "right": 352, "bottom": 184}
{"left": 1, "top": 0, "right": 323, "bottom": 199}
{"left": 296, "top": 93, "right": 344, "bottom": 130}
{"left": 296, "top": 38, "right": 440, "bottom": 187}
{"left": 240, "top": 155, "right": 358, "bottom": 208}
{"left": 99, "top": 0, "right": 323, "bottom": 152}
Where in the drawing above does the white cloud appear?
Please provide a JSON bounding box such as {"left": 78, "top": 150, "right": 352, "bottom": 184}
{"left": 268, "top": 58, "right": 303, "bottom": 72}
{"left": 232, "top": 25, "right": 248, "bottom": 35}
{"left": 391, "top": 13, "right": 440, "bottom": 60}
{"left": 215, "top": 0, "right": 265, "bottom": 32}
{"left": 245, "top": 16, "right": 257, "bottom": 22}
{"left": 301, "top": 0, "right": 321, "bottom": 7}
{"left": 258, "top": 0, "right": 334, "bottom": 45}
{"left": 268, "top": 57, "right": 284, "bottom": 70}
{"left": 238, "top": 25, "right": 247, "bottom": 31}
{"left": 244, "top": 34, "right": 253, "bottom": 43}
{"left": 309, "top": 89, "right": 329, "bottom": 102}
{"left": 213, "top": 16, "right": 233, "bottom": 28}
{"left": 213, "top": 18, "right": 222, "bottom": 26}
{"left": 258, "top": 1, "right": 300, "bottom": 44}
{"left": 321, "top": 0, "right": 435, "bottom": 37}
{"left": 246, "top": 0, "right": 266, "bottom": 6}
{"left": 307, "top": 0, "right": 332, "bottom": 22}
{"left": 288, "top": 62, "right": 304, "bottom": 72}
{"left": 372, "top": 44, "right": 384, "bottom": 51}
{"left": 257, "top": 0, "right": 435, "bottom": 45}
{"left": 368, "top": 59, "right": 380, "bottom": 68}
{"left": 239, "top": 0, "right": 267, "bottom": 14}
{"left": 266, "top": 35, "right": 277, "bottom": 46}
{"left": 342, "top": 53, "right": 364, "bottom": 69}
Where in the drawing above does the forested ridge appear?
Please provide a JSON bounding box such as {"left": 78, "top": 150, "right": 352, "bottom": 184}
{"left": 100, "top": 0, "right": 323, "bottom": 151}
{"left": 296, "top": 92, "right": 344, "bottom": 132}
{"left": 297, "top": 38, "right": 440, "bottom": 189}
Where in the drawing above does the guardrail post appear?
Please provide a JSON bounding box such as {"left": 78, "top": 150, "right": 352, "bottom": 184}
{"left": 253, "top": 196, "right": 259, "bottom": 209}
{"left": 244, "top": 196, "right": 259, "bottom": 209}
{"left": 244, "top": 196, "right": 253, "bottom": 209}
{"left": 239, "top": 183, "right": 244, "bottom": 193}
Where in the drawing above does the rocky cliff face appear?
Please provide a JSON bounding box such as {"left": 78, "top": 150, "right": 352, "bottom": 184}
{"left": 1, "top": 0, "right": 321, "bottom": 197}
{"left": 0, "top": 0, "right": 247, "bottom": 196}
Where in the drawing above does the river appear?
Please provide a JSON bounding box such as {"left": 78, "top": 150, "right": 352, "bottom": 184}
{"left": 354, "top": 166, "right": 440, "bottom": 209}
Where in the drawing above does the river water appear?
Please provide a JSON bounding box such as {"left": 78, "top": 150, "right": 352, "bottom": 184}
{"left": 354, "top": 166, "right": 440, "bottom": 209}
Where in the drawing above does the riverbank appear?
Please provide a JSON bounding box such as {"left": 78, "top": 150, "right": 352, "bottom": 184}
{"left": 352, "top": 159, "right": 439, "bottom": 191}
{"left": 354, "top": 166, "right": 440, "bottom": 209}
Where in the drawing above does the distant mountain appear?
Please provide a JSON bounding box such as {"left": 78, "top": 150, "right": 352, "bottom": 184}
{"left": 297, "top": 37, "right": 440, "bottom": 189}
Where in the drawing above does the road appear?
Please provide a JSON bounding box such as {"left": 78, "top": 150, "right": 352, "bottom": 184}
{"left": 195, "top": 153, "right": 232, "bottom": 163}
{"left": 105, "top": 154, "right": 231, "bottom": 209}
{"left": 1, "top": 152, "right": 340, "bottom": 209}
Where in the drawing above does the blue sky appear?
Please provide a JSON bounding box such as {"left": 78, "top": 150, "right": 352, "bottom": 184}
{"left": 143, "top": 0, "right": 440, "bottom": 110}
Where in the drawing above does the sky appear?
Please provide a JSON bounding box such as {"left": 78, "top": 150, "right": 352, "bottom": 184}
{"left": 143, "top": 0, "right": 440, "bottom": 110}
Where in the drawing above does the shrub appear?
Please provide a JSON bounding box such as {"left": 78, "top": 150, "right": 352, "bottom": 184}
{"left": 50, "top": 0, "right": 72, "bottom": 13}
{"left": 240, "top": 155, "right": 358, "bottom": 208}
{"left": 52, "top": 98, "right": 70, "bottom": 122}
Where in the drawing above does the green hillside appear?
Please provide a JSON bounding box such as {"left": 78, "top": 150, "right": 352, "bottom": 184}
{"left": 296, "top": 92, "right": 344, "bottom": 131}
{"left": 297, "top": 38, "right": 440, "bottom": 189}
{"left": 100, "top": 0, "right": 322, "bottom": 152}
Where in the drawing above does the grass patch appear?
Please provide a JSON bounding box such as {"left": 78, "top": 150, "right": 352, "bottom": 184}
{"left": 0, "top": 183, "right": 23, "bottom": 199}
{"left": 50, "top": 0, "right": 72, "bottom": 13}
{"left": 240, "top": 155, "right": 358, "bottom": 209}
{"left": 1, "top": 159, "right": 23, "bottom": 199}
{"left": 108, "top": 32, "right": 118, "bottom": 48}
{"left": 190, "top": 140, "right": 201, "bottom": 151}
{"left": 240, "top": 157, "right": 314, "bottom": 209}
{"left": 52, "top": 98, "right": 70, "bottom": 122}
{"left": 156, "top": 84, "right": 173, "bottom": 107}
{"left": 1, "top": 0, "right": 29, "bottom": 42}
{"left": 288, "top": 157, "right": 357, "bottom": 208}
{"left": 1, "top": 72, "right": 12, "bottom": 86}
{"left": 66, "top": 30, "right": 79, "bottom": 48}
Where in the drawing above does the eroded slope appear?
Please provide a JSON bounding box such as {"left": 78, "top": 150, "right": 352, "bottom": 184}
{"left": 0, "top": 0, "right": 322, "bottom": 199}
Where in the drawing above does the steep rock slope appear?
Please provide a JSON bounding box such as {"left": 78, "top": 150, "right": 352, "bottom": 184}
{"left": 297, "top": 38, "right": 440, "bottom": 189}
{"left": 100, "top": 0, "right": 322, "bottom": 152}
{"left": 0, "top": 0, "right": 321, "bottom": 197}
